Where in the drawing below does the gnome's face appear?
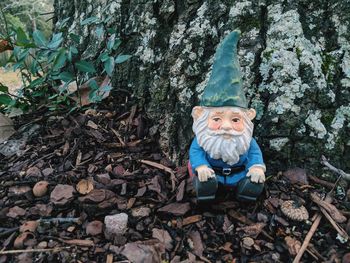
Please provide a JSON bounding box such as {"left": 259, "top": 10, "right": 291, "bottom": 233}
{"left": 192, "top": 106, "right": 256, "bottom": 165}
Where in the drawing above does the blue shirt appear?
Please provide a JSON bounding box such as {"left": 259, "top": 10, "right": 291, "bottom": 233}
{"left": 189, "top": 137, "right": 265, "bottom": 185}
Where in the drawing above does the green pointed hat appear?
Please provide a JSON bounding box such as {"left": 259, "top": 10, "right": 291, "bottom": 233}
{"left": 200, "top": 30, "right": 247, "bottom": 108}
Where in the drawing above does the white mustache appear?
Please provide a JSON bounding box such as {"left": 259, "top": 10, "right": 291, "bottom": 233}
{"left": 207, "top": 129, "right": 244, "bottom": 136}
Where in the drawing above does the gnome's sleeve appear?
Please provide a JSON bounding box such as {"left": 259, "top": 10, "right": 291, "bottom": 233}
{"left": 246, "top": 139, "right": 266, "bottom": 172}
{"left": 189, "top": 137, "right": 211, "bottom": 171}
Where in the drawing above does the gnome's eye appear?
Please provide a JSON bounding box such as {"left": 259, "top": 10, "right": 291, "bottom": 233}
{"left": 213, "top": 117, "right": 221, "bottom": 122}
{"left": 232, "top": 118, "right": 240, "bottom": 123}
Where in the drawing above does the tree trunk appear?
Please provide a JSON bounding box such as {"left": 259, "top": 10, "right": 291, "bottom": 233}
{"left": 54, "top": 0, "right": 350, "bottom": 173}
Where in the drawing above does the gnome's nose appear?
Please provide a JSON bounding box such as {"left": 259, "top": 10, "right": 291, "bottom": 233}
{"left": 221, "top": 121, "right": 232, "bottom": 131}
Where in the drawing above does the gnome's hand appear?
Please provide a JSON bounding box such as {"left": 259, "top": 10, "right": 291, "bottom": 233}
{"left": 247, "top": 166, "right": 265, "bottom": 183}
{"left": 196, "top": 165, "right": 215, "bottom": 182}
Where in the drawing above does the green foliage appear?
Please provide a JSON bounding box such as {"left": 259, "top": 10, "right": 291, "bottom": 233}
{"left": 0, "top": 10, "right": 132, "bottom": 113}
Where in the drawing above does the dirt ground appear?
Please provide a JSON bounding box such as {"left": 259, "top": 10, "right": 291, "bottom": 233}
{"left": 0, "top": 68, "right": 22, "bottom": 94}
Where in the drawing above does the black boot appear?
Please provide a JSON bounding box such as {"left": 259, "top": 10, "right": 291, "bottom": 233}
{"left": 193, "top": 175, "right": 218, "bottom": 202}
{"left": 235, "top": 177, "right": 264, "bottom": 202}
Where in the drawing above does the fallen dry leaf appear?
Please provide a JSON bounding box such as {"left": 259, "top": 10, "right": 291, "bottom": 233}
{"left": 50, "top": 184, "right": 75, "bottom": 205}
{"left": 0, "top": 112, "right": 15, "bottom": 144}
{"left": 19, "top": 221, "right": 39, "bottom": 233}
{"left": 121, "top": 241, "right": 165, "bottom": 263}
{"left": 310, "top": 192, "right": 347, "bottom": 223}
{"left": 219, "top": 242, "right": 233, "bottom": 253}
{"left": 183, "top": 215, "right": 202, "bottom": 226}
{"left": 26, "top": 166, "right": 42, "bottom": 177}
{"left": 236, "top": 222, "right": 266, "bottom": 238}
{"left": 76, "top": 179, "right": 94, "bottom": 195}
{"left": 7, "top": 206, "right": 26, "bottom": 218}
{"left": 188, "top": 231, "right": 204, "bottom": 257}
{"left": 283, "top": 168, "right": 309, "bottom": 185}
{"left": 158, "top": 202, "right": 191, "bottom": 216}
{"left": 87, "top": 120, "right": 98, "bottom": 129}
{"left": 152, "top": 228, "right": 173, "bottom": 250}
{"left": 86, "top": 220, "right": 103, "bottom": 236}
{"left": 78, "top": 189, "right": 115, "bottom": 203}
{"left": 285, "top": 236, "right": 301, "bottom": 256}
{"left": 29, "top": 204, "right": 53, "bottom": 216}
{"left": 14, "top": 232, "right": 35, "bottom": 249}
{"left": 176, "top": 180, "right": 186, "bottom": 202}
{"left": 69, "top": 76, "right": 112, "bottom": 106}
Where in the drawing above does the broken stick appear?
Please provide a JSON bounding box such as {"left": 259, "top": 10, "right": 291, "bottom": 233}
{"left": 292, "top": 213, "right": 322, "bottom": 263}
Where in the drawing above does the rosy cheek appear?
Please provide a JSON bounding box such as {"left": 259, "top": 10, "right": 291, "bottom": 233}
{"left": 232, "top": 122, "right": 244, "bottom": 131}
{"left": 208, "top": 121, "right": 221, "bottom": 130}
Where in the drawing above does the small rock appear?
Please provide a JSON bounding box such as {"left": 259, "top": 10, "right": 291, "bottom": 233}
{"left": 86, "top": 220, "right": 103, "bottom": 236}
{"left": 26, "top": 166, "right": 42, "bottom": 177}
{"left": 271, "top": 253, "right": 280, "bottom": 261}
{"left": 37, "top": 241, "right": 48, "bottom": 249}
{"left": 33, "top": 181, "right": 49, "bottom": 197}
{"left": 131, "top": 207, "right": 151, "bottom": 218}
{"left": 241, "top": 237, "right": 254, "bottom": 249}
{"left": 104, "top": 213, "right": 128, "bottom": 238}
{"left": 257, "top": 212, "right": 269, "bottom": 223}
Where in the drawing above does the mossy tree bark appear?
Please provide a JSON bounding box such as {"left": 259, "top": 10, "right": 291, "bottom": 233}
{"left": 54, "top": 0, "right": 350, "bottom": 174}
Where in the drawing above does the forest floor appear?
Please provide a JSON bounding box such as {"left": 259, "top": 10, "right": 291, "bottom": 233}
{"left": 0, "top": 95, "right": 350, "bottom": 263}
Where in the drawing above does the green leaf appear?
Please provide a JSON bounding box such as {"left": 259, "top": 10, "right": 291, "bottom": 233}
{"left": 89, "top": 79, "right": 99, "bottom": 90}
{"left": 48, "top": 33, "right": 63, "bottom": 49}
{"left": 115, "top": 54, "right": 131, "bottom": 64}
{"left": 30, "top": 60, "right": 39, "bottom": 74}
{"left": 28, "top": 77, "right": 45, "bottom": 88}
{"left": 33, "top": 30, "right": 47, "bottom": 47}
{"left": 70, "top": 46, "right": 78, "bottom": 54}
{"left": 0, "top": 83, "right": 9, "bottom": 93}
{"left": 52, "top": 48, "right": 67, "bottom": 71}
{"left": 104, "top": 57, "right": 115, "bottom": 77}
{"left": 75, "top": 60, "right": 96, "bottom": 73}
{"left": 16, "top": 27, "right": 29, "bottom": 46}
{"left": 95, "top": 26, "right": 104, "bottom": 39}
{"left": 69, "top": 33, "right": 80, "bottom": 44}
{"left": 81, "top": 16, "right": 100, "bottom": 26}
{"left": 58, "top": 71, "right": 74, "bottom": 82}
{"left": 99, "top": 52, "right": 109, "bottom": 62}
{"left": 58, "top": 17, "right": 70, "bottom": 29}
{"left": 113, "top": 39, "right": 122, "bottom": 50}
{"left": 107, "top": 36, "right": 115, "bottom": 51}
{"left": 0, "top": 94, "right": 13, "bottom": 105}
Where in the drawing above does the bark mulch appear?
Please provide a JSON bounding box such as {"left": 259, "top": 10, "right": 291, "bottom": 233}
{"left": 1, "top": 103, "right": 350, "bottom": 263}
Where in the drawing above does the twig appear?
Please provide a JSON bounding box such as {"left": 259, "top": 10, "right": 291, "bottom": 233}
{"left": 140, "top": 159, "right": 178, "bottom": 191}
{"left": 0, "top": 227, "right": 19, "bottom": 238}
{"left": 321, "top": 155, "right": 350, "bottom": 181}
{"left": 319, "top": 207, "right": 349, "bottom": 240}
{"left": 308, "top": 174, "right": 335, "bottom": 189}
{"left": 0, "top": 247, "right": 68, "bottom": 255}
{"left": 39, "top": 217, "right": 81, "bottom": 224}
{"left": 292, "top": 213, "right": 322, "bottom": 263}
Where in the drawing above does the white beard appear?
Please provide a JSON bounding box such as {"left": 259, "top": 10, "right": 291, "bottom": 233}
{"left": 193, "top": 109, "right": 254, "bottom": 166}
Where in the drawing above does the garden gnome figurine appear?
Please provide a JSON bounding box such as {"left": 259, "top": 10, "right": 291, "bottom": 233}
{"left": 188, "top": 30, "right": 266, "bottom": 202}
